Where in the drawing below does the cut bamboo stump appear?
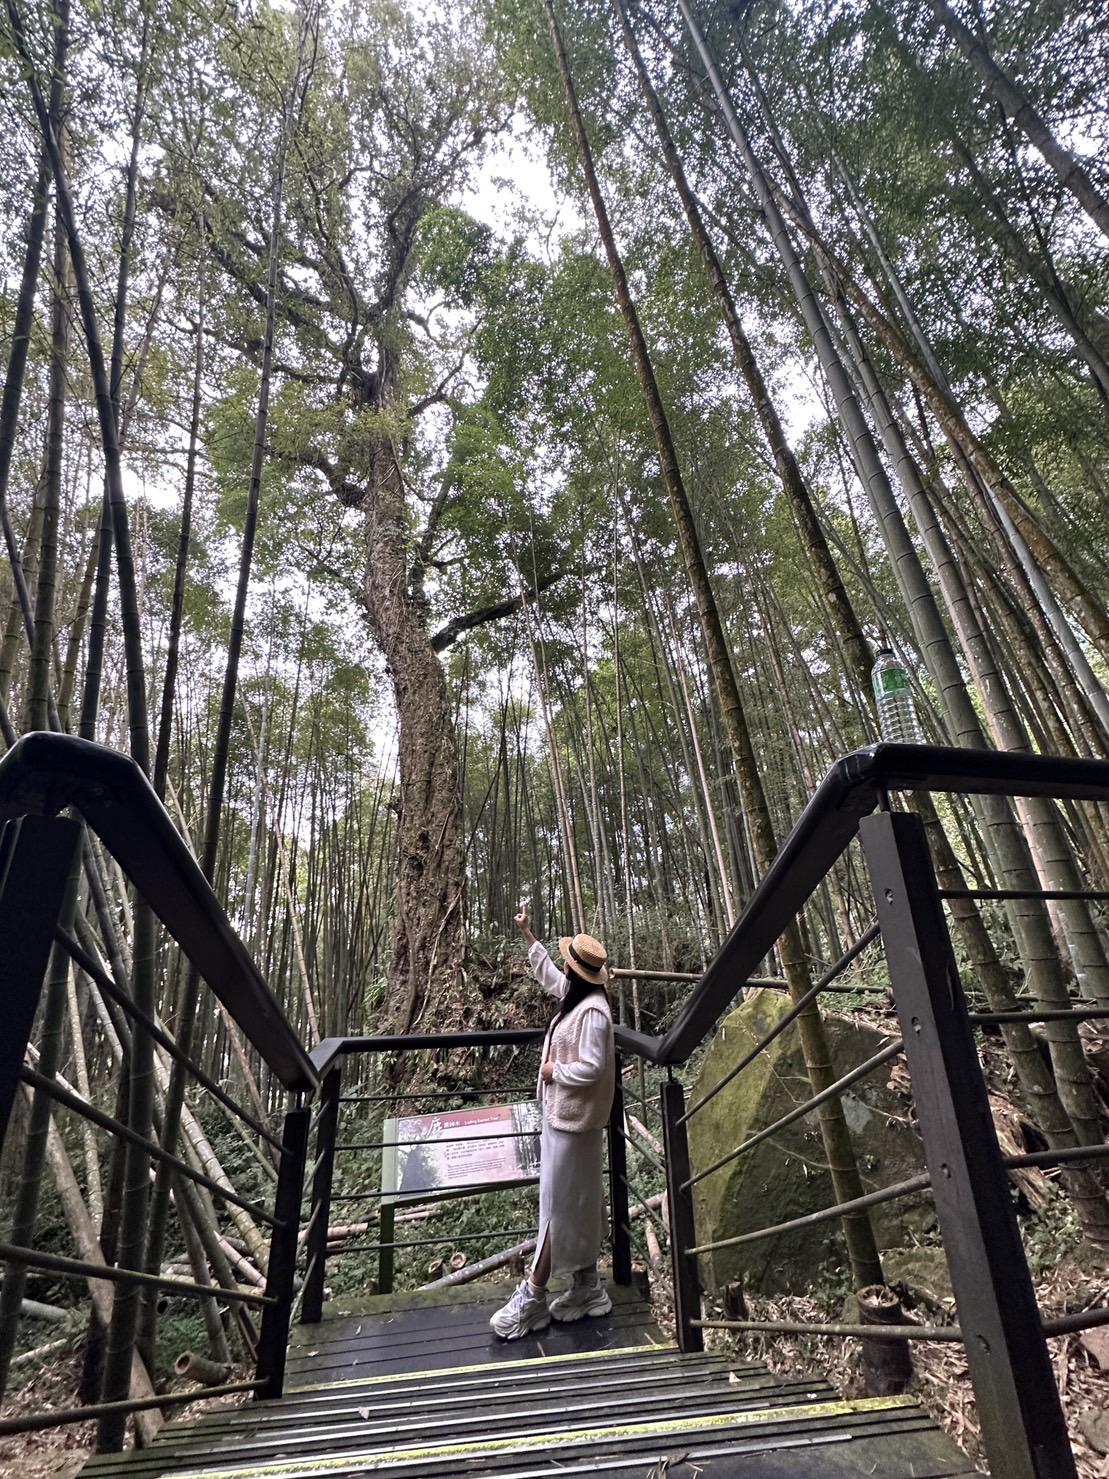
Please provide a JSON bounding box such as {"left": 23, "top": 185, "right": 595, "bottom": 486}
{"left": 858, "top": 1283, "right": 914, "bottom": 1396}
{"left": 174, "top": 1351, "right": 233, "bottom": 1387}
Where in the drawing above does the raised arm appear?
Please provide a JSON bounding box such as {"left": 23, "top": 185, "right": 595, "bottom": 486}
{"left": 515, "top": 900, "right": 537, "bottom": 949}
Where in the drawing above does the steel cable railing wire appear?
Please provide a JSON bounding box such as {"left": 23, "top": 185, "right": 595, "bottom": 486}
{"left": 336, "top": 1128, "right": 540, "bottom": 1152}
{"left": 619, "top": 1172, "right": 669, "bottom": 1238}
{"left": 969, "top": 1006, "right": 1109, "bottom": 1025}
{"left": 686, "top": 1168, "right": 934, "bottom": 1257}
{"left": 625, "top": 1134, "right": 666, "bottom": 1179}
{"left": 310, "top": 1030, "right": 545, "bottom": 1074}
{"left": 680, "top": 1037, "right": 904, "bottom": 1192}
{"left": 941, "top": 888, "right": 1109, "bottom": 902}
{"left": 357, "top": 1227, "right": 536, "bottom": 1254}
{"left": 0, "top": 1379, "right": 266, "bottom": 1437}
{"left": 338, "top": 1085, "right": 538, "bottom": 1105}
{"left": 0, "top": 1242, "right": 272, "bottom": 1307}
{"left": 678, "top": 922, "right": 884, "bottom": 1127}
{"left": 694, "top": 1305, "right": 1109, "bottom": 1345}
{"left": 55, "top": 923, "right": 285, "bottom": 1151}
{"left": 19, "top": 1068, "right": 279, "bottom": 1225}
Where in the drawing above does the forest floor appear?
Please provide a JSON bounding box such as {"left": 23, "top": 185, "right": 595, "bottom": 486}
{"left": 0, "top": 1351, "right": 93, "bottom": 1479}
{"left": 703, "top": 1252, "right": 1109, "bottom": 1478}
{"left": 0, "top": 1355, "right": 252, "bottom": 1479}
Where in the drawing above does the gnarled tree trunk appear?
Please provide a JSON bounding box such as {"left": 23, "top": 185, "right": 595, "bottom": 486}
{"left": 362, "top": 433, "right": 466, "bottom": 1033}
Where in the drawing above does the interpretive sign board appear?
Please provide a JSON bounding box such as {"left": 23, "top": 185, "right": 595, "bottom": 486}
{"left": 381, "top": 1101, "right": 542, "bottom": 1204}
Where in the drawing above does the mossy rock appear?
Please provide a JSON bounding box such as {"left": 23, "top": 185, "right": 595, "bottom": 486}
{"left": 688, "top": 989, "right": 931, "bottom": 1294}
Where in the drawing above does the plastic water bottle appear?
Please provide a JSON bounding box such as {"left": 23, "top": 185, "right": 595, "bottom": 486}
{"left": 871, "top": 649, "right": 923, "bottom": 743}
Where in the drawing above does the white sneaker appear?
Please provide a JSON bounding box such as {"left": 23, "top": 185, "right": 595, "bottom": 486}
{"left": 489, "top": 1280, "right": 550, "bottom": 1340}
{"left": 549, "top": 1275, "right": 612, "bottom": 1322}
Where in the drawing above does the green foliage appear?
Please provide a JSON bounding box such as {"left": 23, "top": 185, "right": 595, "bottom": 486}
{"left": 415, "top": 206, "right": 498, "bottom": 308}
{"left": 1023, "top": 1188, "right": 1083, "bottom": 1280}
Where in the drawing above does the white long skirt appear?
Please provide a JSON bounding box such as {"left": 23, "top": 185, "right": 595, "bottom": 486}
{"left": 537, "top": 1119, "right": 606, "bottom": 1276}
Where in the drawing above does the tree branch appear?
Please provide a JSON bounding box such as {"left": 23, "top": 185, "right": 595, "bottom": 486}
{"left": 296, "top": 444, "right": 366, "bottom": 506}
{"left": 430, "top": 570, "right": 566, "bottom": 652}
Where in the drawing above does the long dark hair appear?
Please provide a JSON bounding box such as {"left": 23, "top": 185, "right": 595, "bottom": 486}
{"left": 552, "top": 965, "right": 609, "bottom": 1025}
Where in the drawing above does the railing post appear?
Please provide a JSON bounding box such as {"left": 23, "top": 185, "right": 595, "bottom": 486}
{"left": 607, "top": 1054, "right": 633, "bottom": 1285}
{"left": 378, "top": 1204, "right": 395, "bottom": 1295}
{"left": 861, "top": 810, "right": 1077, "bottom": 1479}
{"left": 302, "top": 1066, "right": 342, "bottom": 1324}
{"left": 0, "top": 816, "right": 83, "bottom": 1150}
{"left": 660, "top": 1076, "right": 703, "bottom": 1352}
{"left": 255, "top": 1105, "right": 311, "bottom": 1401}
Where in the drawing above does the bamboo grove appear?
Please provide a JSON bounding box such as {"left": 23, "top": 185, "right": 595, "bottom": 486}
{"left": 1, "top": 0, "right": 1108, "bottom": 1429}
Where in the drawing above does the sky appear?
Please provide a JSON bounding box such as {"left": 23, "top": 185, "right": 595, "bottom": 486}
{"left": 468, "top": 112, "right": 584, "bottom": 247}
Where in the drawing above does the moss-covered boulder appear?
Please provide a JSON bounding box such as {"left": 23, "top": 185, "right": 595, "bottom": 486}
{"left": 687, "top": 988, "right": 929, "bottom": 1294}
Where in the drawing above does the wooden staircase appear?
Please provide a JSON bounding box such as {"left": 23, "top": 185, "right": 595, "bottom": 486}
{"left": 77, "top": 1282, "right": 979, "bottom": 1478}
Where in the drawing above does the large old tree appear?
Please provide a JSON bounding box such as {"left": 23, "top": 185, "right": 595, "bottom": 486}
{"left": 181, "top": 0, "right": 521, "bottom": 1030}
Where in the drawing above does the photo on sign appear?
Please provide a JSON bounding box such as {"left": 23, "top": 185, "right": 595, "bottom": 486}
{"left": 384, "top": 1101, "right": 541, "bottom": 1202}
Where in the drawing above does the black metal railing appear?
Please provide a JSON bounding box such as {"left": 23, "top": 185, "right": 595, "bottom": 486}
{"left": 602, "top": 979, "right": 675, "bottom": 1291}
{"left": 0, "top": 733, "right": 316, "bottom": 1446}
{"left": 616, "top": 742, "right": 1109, "bottom": 1479}
{"left": 299, "top": 1032, "right": 633, "bottom": 1322}
{"left": 5, "top": 733, "right": 1108, "bottom": 1479}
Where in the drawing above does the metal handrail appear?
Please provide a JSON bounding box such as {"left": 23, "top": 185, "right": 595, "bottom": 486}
{"left": 638, "top": 778, "right": 1108, "bottom": 1475}
{"left": 310, "top": 1029, "right": 544, "bottom": 1079}
{"left": 6, "top": 734, "right": 1104, "bottom": 1471}
{"left": 615, "top": 743, "right": 1109, "bottom": 1066}
{"left": 0, "top": 732, "right": 316, "bottom": 1093}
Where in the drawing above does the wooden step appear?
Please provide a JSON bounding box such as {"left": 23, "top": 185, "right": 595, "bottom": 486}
{"left": 78, "top": 1282, "right": 976, "bottom": 1478}
{"left": 83, "top": 1353, "right": 837, "bottom": 1475}
{"left": 81, "top": 1392, "right": 976, "bottom": 1478}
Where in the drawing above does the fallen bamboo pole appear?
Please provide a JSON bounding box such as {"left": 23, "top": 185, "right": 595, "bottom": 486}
{"left": 420, "top": 1238, "right": 536, "bottom": 1291}
{"left": 419, "top": 1194, "right": 666, "bottom": 1291}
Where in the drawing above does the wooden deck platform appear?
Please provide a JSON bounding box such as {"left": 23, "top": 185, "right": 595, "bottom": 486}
{"left": 284, "top": 1275, "right": 666, "bottom": 1387}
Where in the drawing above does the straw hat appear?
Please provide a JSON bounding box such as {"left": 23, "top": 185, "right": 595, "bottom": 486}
{"left": 558, "top": 932, "right": 609, "bottom": 986}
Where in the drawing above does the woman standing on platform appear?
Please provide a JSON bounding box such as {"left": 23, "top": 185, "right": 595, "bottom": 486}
{"left": 490, "top": 903, "right": 616, "bottom": 1340}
